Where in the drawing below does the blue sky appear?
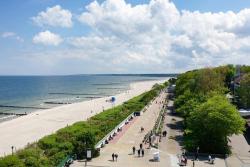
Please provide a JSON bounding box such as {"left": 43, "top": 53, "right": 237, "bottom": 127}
{"left": 1, "top": 0, "right": 250, "bottom": 75}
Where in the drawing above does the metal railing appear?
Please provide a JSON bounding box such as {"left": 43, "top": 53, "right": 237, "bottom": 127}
{"left": 95, "top": 111, "right": 136, "bottom": 149}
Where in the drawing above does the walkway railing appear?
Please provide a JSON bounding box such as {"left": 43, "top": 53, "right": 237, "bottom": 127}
{"left": 95, "top": 111, "right": 136, "bottom": 149}
{"left": 94, "top": 97, "right": 156, "bottom": 149}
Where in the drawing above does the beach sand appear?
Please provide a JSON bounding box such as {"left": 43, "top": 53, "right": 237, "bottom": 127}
{"left": 0, "top": 79, "right": 167, "bottom": 156}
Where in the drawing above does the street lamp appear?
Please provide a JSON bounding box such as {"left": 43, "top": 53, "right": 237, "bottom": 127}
{"left": 11, "top": 146, "right": 14, "bottom": 155}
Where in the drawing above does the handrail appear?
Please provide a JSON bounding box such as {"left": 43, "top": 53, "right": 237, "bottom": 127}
{"left": 95, "top": 111, "right": 136, "bottom": 149}
{"left": 95, "top": 102, "right": 152, "bottom": 149}
{"left": 95, "top": 90, "right": 164, "bottom": 148}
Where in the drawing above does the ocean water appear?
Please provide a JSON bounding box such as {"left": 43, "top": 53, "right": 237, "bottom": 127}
{"left": 0, "top": 74, "right": 173, "bottom": 122}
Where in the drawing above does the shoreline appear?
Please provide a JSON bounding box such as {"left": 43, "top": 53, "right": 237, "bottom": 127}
{"left": 0, "top": 79, "right": 168, "bottom": 157}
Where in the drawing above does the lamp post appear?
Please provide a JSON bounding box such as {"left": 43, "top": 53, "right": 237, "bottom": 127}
{"left": 84, "top": 141, "right": 87, "bottom": 167}
{"left": 11, "top": 146, "right": 14, "bottom": 155}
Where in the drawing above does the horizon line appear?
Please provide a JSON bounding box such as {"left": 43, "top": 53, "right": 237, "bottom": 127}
{"left": 0, "top": 73, "right": 179, "bottom": 77}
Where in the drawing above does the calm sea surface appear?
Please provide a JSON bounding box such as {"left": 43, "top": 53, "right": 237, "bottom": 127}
{"left": 0, "top": 75, "right": 172, "bottom": 121}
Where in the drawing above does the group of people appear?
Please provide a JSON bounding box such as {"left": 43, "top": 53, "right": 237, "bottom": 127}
{"left": 111, "top": 153, "right": 118, "bottom": 162}
{"left": 132, "top": 143, "right": 145, "bottom": 157}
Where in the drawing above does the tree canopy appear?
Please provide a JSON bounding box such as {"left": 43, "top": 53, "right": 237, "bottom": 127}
{"left": 174, "top": 65, "right": 246, "bottom": 154}
{"left": 238, "top": 73, "right": 250, "bottom": 109}
{"left": 186, "top": 95, "right": 245, "bottom": 153}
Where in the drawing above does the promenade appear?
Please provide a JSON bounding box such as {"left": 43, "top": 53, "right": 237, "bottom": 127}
{"left": 71, "top": 93, "right": 228, "bottom": 167}
{"left": 72, "top": 91, "right": 172, "bottom": 167}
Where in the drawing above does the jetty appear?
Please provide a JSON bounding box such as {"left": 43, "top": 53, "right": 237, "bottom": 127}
{"left": 49, "top": 92, "right": 111, "bottom": 96}
{"left": 0, "top": 112, "right": 27, "bottom": 116}
{"left": 44, "top": 102, "right": 71, "bottom": 105}
{"left": 0, "top": 105, "right": 48, "bottom": 110}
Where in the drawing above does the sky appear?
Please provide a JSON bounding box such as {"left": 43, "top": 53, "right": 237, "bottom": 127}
{"left": 1, "top": 0, "right": 250, "bottom": 75}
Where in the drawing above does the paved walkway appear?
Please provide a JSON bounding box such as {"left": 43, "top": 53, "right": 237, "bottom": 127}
{"left": 71, "top": 94, "right": 228, "bottom": 167}
{"left": 71, "top": 92, "right": 172, "bottom": 167}
{"left": 226, "top": 134, "right": 250, "bottom": 166}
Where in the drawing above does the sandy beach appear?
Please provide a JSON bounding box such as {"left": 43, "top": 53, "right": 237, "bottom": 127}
{"left": 0, "top": 79, "right": 167, "bottom": 157}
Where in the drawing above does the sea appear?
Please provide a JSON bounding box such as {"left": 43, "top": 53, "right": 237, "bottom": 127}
{"left": 0, "top": 74, "right": 175, "bottom": 122}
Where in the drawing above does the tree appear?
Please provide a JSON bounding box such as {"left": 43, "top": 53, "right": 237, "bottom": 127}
{"left": 175, "top": 71, "right": 197, "bottom": 96}
{"left": 186, "top": 95, "right": 245, "bottom": 153}
{"left": 194, "top": 68, "right": 226, "bottom": 95}
{"left": 240, "top": 65, "right": 250, "bottom": 73}
{"left": 174, "top": 90, "right": 206, "bottom": 117}
{"left": 238, "top": 73, "right": 250, "bottom": 109}
{"left": 73, "top": 131, "right": 96, "bottom": 159}
{"left": 215, "top": 65, "right": 236, "bottom": 88}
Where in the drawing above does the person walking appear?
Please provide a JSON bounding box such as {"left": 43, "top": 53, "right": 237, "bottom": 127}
{"left": 138, "top": 149, "right": 140, "bottom": 157}
{"left": 132, "top": 146, "right": 136, "bottom": 155}
{"left": 112, "top": 153, "right": 115, "bottom": 161}
{"left": 115, "top": 154, "right": 118, "bottom": 161}
{"left": 140, "top": 143, "right": 143, "bottom": 149}
{"left": 195, "top": 146, "right": 199, "bottom": 160}
{"left": 142, "top": 149, "right": 144, "bottom": 157}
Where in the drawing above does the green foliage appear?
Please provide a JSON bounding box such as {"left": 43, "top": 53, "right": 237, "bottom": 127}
{"left": 194, "top": 68, "right": 227, "bottom": 94}
{"left": 186, "top": 95, "right": 245, "bottom": 153}
{"left": 0, "top": 155, "right": 25, "bottom": 167}
{"left": 238, "top": 73, "right": 250, "bottom": 109}
{"left": 163, "top": 81, "right": 169, "bottom": 87}
{"left": 175, "top": 71, "right": 197, "bottom": 97}
{"left": 168, "top": 78, "right": 177, "bottom": 85}
{"left": 240, "top": 65, "right": 250, "bottom": 73}
{"left": 174, "top": 65, "right": 245, "bottom": 154}
{"left": 0, "top": 84, "right": 163, "bottom": 166}
{"left": 73, "top": 131, "right": 95, "bottom": 159}
{"left": 174, "top": 90, "right": 206, "bottom": 117}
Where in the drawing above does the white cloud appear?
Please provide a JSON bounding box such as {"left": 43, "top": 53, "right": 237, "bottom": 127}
{"left": 26, "top": 0, "right": 250, "bottom": 73}
{"left": 33, "top": 30, "right": 63, "bottom": 46}
{"left": 1, "top": 32, "right": 24, "bottom": 42}
{"left": 32, "top": 5, "right": 72, "bottom": 28}
{"left": 72, "top": 0, "right": 250, "bottom": 72}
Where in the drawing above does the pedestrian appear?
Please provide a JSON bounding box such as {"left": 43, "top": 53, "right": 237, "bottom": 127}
{"left": 192, "top": 159, "right": 195, "bottom": 167}
{"left": 138, "top": 149, "right": 140, "bottom": 157}
{"left": 132, "top": 146, "right": 136, "bottom": 155}
{"left": 184, "top": 157, "right": 187, "bottom": 166}
{"left": 196, "top": 146, "right": 199, "bottom": 160}
{"left": 140, "top": 143, "right": 143, "bottom": 149}
{"left": 112, "top": 153, "right": 115, "bottom": 161}
{"left": 142, "top": 149, "right": 144, "bottom": 157}
{"left": 141, "top": 126, "right": 144, "bottom": 132}
{"left": 195, "top": 152, "right": 198, "bottom": 160}
{"left": 162, "top": 130, "right": 167, "bottom": 137}
{"left": 115, "top": 154, "right": 118, "bottom": 161}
